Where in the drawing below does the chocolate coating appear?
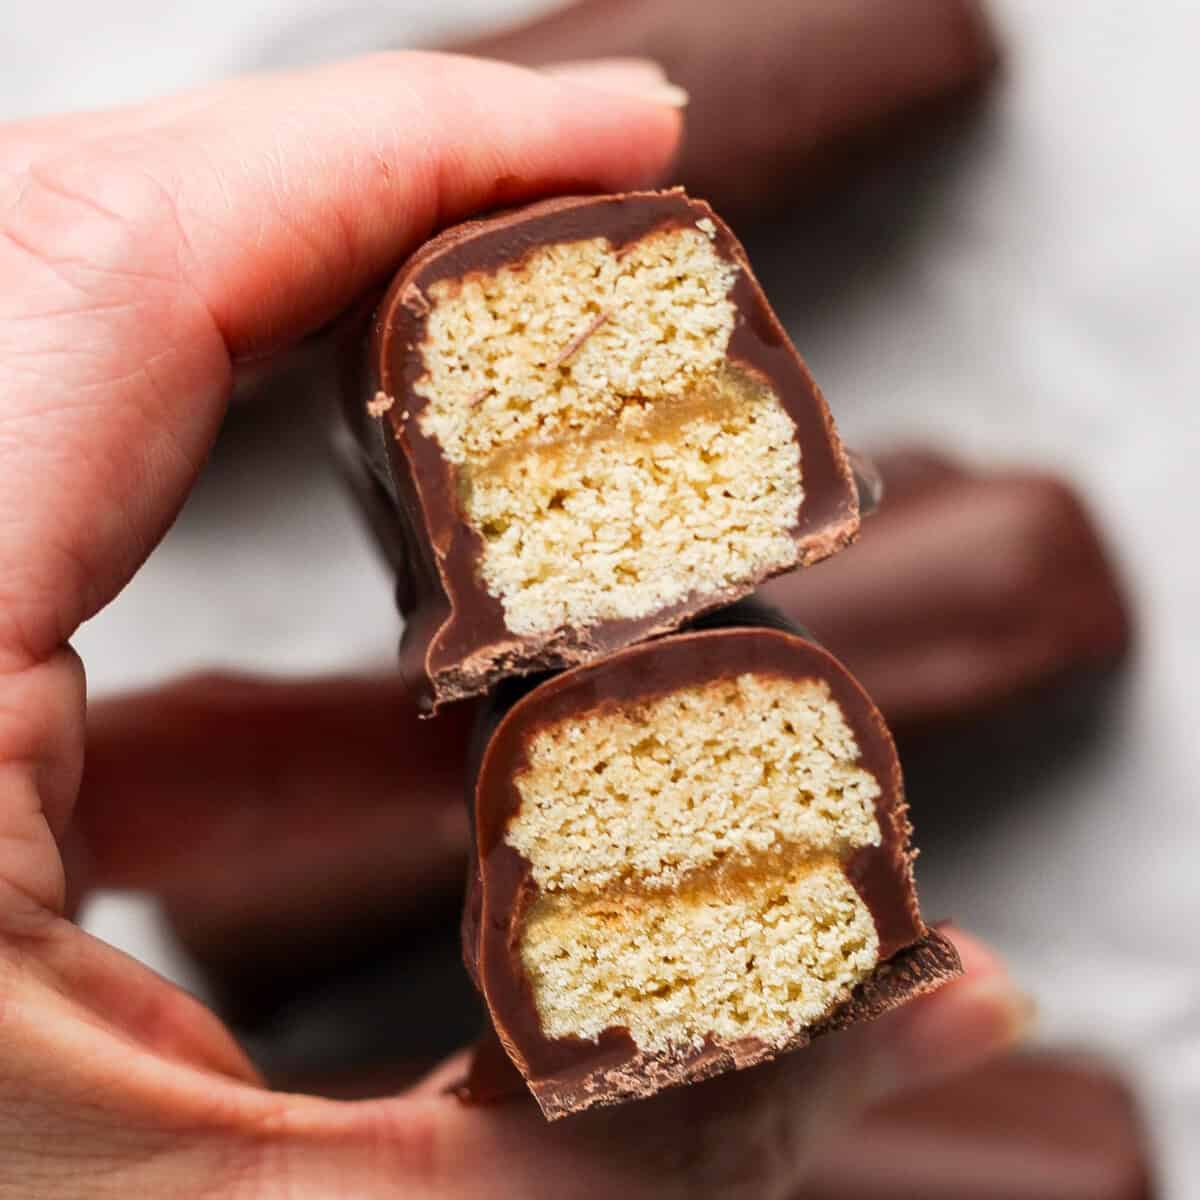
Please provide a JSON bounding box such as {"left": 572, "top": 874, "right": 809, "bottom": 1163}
{"left": 466, "top": 608, "right": 956, "bottom": 1118}
{"left": 453, "top": 0, "right": 1001, "bottom": 219}
{"left": 343, "top": 190, "right": 859, "bottom": 710}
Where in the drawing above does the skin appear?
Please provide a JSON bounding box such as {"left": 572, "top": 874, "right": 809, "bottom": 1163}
{"left": 0, "top": 51, "right": 1029, "bottom": 1197}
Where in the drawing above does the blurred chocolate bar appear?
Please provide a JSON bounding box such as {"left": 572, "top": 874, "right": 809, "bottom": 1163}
{"left": 762, "top": 447, "right": 1133, "bottom": 739}
{"left": 453, "top": 0, "right": 1001, "bottom": 218}
{"left": 797, "top": 1052, "right": 1157, "bottom": 1200}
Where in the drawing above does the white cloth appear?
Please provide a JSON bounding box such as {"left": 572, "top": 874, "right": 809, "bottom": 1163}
{"left": 4, "top": 1, "right": 1198, "bottom": 1192}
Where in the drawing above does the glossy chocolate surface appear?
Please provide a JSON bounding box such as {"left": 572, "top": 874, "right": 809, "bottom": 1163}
{"left": 466, "top": 609, "right": 955, "bottom": 1118}
{"left": 346, "top": 190, "right": 859, "bottom": 710}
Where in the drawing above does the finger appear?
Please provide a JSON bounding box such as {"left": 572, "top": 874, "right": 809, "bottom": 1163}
{"left": 0, "top": 920, "right": 280, "bottom": 1194}
{"left": 0, "top": 649, "right": 85, "bottom": 928}
{"left": 30, "top": 918, "right": 261, "bottom": 1086}
{"left": 3, "top": 56, "right": 681, "bottom": 187}
{"left": 58, "top": 53, "right": 684, "bottom": 360}
{"left": 3, "top": 923, "right": 1024, "bottom": 1196}
{"left": 1, "top": 51, "right": 678, "bottom": 941}
{"left": 76, "top": 671, "right": 473, "bottom": 919}
{"left": 0, "top": 53, "right": 683, "bottom": 668}
{"left": 0, "top": 77, "right": 260, "bottom": 174}
{"left": 828, "top": 927, "right": 1034, "bottom": 1110}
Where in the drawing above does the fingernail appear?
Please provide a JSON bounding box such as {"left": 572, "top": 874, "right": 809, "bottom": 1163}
{"left": 544, "top": 57, "right": 689, "bottom": 108}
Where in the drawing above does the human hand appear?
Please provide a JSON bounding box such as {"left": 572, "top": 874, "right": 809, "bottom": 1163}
{"left": 0, "top": 52, "right": 1028, "bottom": 1196}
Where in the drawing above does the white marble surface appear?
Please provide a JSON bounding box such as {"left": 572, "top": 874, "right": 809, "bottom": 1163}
{"left": 5, "top": 1, "right": 1199, "bottom": 1193}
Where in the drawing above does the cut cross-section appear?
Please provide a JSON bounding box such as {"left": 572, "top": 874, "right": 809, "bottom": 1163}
{"left": 509, "top": 673, "right": 883, "bottom": 1054}
{"left": 357, "top": 191, "right": 861, "bottom": 707}
{"left": 465, "top": 616, "right": 957, "bottom": 1118}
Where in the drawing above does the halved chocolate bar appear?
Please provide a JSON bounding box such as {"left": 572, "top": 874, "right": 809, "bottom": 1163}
{"left": 342, "top": 190, "right": 859, "bottom": 709}
{"left": 463, "top": 608, "right": 959, "bottom": 1118}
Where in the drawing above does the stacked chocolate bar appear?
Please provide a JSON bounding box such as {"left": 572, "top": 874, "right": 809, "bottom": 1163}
{"left": 338, "top": 189, "right": 961, "bottom": 1117}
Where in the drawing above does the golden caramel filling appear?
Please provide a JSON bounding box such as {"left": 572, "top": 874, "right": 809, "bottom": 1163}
{"left": 508, "top": 673, "right": 883, "bottom": 1053}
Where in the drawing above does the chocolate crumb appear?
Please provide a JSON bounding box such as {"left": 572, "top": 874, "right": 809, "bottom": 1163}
{"left": 367, "top": 390, "right": 394, "bottom": 418}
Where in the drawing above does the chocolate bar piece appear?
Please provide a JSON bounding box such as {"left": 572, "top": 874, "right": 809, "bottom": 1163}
{"left": 797, "top": 1052, "right": 1157, "bottom": 1200}
{"left": 342, "top": 190, "right": 859, "bottom": 710}
{"left": 761, "top": 448, "right": 1134, "bottom": 737}
{"left": 463, "top": 607, "right": 959, "bottom": 1118}
{"left": 454, "top": 0, "right": 1001, "bottom": 219}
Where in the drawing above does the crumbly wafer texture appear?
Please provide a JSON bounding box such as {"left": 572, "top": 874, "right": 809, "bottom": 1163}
{"left": 522, "top": 858, "right": 878, "bottom": 1053}
{"left": 413, "top": 223, "right": 804, "bottom": 637}
{"left": 416, "top": 225, "right": 737, "bottom": 463}
{"left": 357, "top": 191, "right": 860, "bottom": 709}
{"left": 506, "top": 673, "right": 886, "bottom": 1058}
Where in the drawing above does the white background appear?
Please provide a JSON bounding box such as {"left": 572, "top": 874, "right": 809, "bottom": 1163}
{"left": 4, "top": 1, "right": 1198, "bottom": 1193}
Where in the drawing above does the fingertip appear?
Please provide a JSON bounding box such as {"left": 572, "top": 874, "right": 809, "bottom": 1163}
{"left": 530, "top": 59, "right": 685, "bottom": 191}
{"left": 937, "top": 922, "right": 1009, "bottom": 981}
{"left": 862, "top": 933, "right": 1035, "bottom": 1102}
{"left": 891, "top": 973, "right": 1036, "bottom": 1081}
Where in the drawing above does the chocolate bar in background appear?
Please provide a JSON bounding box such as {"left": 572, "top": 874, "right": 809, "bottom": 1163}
{"left": 341, "top": 190, "right": 859, "bottom": 711}
{"left": 452, "top": 0, "right": 1001, "bottom": 220}
{"left": 228, "top": 1, "right": 1000, "bottom": 414}
{"left": 797, "top": 1052, "right": 1158, "bottom": 1200}
{"left": 763, "top": 447, "right": 1134, "bottom": 740}
{"left": 463, "top": 603, "right": 956, "bottom": 1117}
